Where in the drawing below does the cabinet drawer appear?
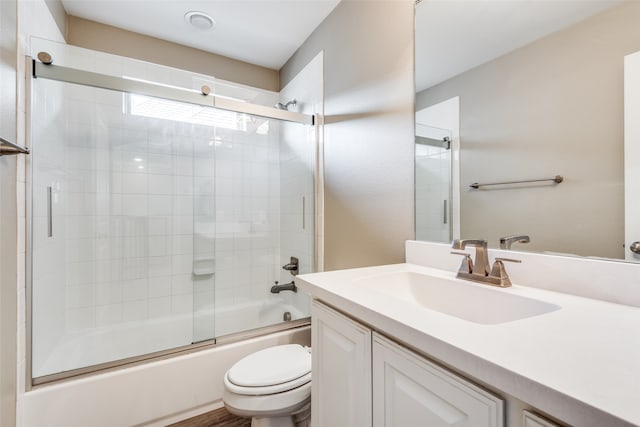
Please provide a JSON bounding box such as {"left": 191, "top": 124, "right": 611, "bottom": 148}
{"left": 372, "top": 333, "right": 504, "bottom": 427}
{"left": 524, "top": 410, "right": 562, "bottom": 427}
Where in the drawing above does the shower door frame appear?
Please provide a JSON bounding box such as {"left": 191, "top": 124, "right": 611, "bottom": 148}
{"left": 25, "top": 56, "right": 317, "bottom": 388}
{"left": 32, "top": 60, "right": 314, "bottom": 126}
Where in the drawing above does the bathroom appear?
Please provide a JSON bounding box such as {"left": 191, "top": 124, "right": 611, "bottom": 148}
{"left": 0, "top": 0, "right": 639, "bottom": 426}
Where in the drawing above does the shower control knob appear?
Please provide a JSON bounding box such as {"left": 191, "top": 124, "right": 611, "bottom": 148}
{"left": 630, "top": 241, "right": 640, "bottom": 254}
{"left": 282, "top": 256, "right": 299, "bottom": 276}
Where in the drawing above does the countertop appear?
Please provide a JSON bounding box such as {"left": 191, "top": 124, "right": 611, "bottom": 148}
{"left": 297, "top": 263, "right": 640, "bottom": 427}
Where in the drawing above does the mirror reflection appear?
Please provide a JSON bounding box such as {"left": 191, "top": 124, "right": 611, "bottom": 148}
{"left": 415, "top": 0, "right": 640, "bottom": 262}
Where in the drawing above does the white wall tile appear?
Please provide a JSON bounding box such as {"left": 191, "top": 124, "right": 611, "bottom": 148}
{"left": 66, "top": 284, "right": 94, "bottom": 309}
{"left": 95, "top": 282, "right": 123, "bottom": 305}
{"left": 66, "top": 307, "right": 95, "bottom": 332}
{"left": 148, "top": 297, "right": 171, "bottom": 319}
{"left": 122, "top": 279, "right": 148, "bottom": 301}
{"left": 123, "top": 300, "right": 148, "bottom": 322}
{"left": 95, "top": 304, "right": 123, "bottom": 326}
{"left": 147, "top": 256, "right": 172, "bottom": 277}
{"left": 121, "top": 172, "right": 148, "bottom": 194}
{"left": 148, "top": 195, "right": 172, "bottom": 216}
{"left": 171, "top": 294, "right": 193, "bottom": 315}
{"left": 148, "top": 277, "right": 171, "bottom": 298}
{"left": 148, "top": 174, "right": 173, "bottom": 195}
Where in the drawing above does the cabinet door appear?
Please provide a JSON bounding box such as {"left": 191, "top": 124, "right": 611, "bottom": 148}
{"left": 373, "top": 333, "right": 504, "bottom": 427}
{"left": 311, "top": 301, "right": 372, "bottom": 427}
{"left": 523, "top": 410, "right": 562, "bottom": 427}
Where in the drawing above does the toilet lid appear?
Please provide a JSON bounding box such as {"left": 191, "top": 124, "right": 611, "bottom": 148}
{"left": 227, "top": 344, "right": 311, "bottom": 388}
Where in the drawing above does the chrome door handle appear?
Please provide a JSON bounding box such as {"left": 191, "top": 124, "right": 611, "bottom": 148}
{"left": 47, "top": 186, "right": 53, "bottom": 237}
{"left": 631, "top": 242, "right": 640, "bottom": 254}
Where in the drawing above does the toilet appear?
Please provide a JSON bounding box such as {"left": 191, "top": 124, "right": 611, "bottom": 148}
{"left": 222, "top": 344, "right": 312, "bottom": 427}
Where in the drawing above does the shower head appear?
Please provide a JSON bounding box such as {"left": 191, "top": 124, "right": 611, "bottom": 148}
{"left": 275, "top": 99, "right": 297, "bottom": 111}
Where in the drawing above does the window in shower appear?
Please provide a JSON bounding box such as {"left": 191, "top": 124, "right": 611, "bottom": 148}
{"left": 29, "top": 50, "right": 316, "bottom": 381}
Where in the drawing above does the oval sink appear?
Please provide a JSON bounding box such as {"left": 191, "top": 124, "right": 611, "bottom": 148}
{"left": 353, "top": 271, "right": 560, "bottom": 325}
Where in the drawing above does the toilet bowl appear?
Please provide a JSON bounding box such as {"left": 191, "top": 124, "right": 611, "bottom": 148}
{"left": 222, "top": 344, "right": 312, "bottom": 427}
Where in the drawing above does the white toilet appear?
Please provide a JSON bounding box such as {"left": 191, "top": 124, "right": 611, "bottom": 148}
{"left": 222, "top": 344, "right": 312, "bottom": 427}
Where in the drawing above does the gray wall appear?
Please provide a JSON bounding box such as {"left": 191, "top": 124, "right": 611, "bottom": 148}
{"left": 281, "top": 0, "right": 416, "bottom": 271}
{"left": 0, "top": 0, "right": 17, "bottom": 424}
{"left": 417, "top": 1, "right": 640, "bottom": 259}
{"left": 66, "top": 16, "right": 280, "bottom": 92}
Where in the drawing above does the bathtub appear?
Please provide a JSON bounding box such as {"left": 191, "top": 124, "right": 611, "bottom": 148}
{"left": 34, "top": 298, "right": 306, "bottom": 379}
{"left": 22, "top": 324, "right": 311, "bottom": 426}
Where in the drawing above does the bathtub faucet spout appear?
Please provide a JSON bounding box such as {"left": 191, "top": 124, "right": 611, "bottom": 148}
{"left": 270, "top": 280, "right": 297, "bottom": 293}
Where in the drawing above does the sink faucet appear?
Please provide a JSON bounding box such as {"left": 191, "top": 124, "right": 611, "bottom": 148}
{"left": 500, "top": 235, "right": 530, "bottom": 250}
{"left": 451, "top": 239, "right": 521, "bottom": 287}
{"left": 451, "top": 239, "right": 491, "bottom": 275}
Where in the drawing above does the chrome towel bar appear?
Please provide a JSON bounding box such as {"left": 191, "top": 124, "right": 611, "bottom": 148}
{"left": 470, "top": 175, "right": 563, "bottom": 189}
{"left": 0, "top": 136, "right": 30, "bottom": 156}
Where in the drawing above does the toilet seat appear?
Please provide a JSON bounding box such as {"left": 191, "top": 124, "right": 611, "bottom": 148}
{"left": 225, "top": 371, "right": 311, "bottom": 395}
{"left": 225, "top": 344, "right": 311, "bottom": 396}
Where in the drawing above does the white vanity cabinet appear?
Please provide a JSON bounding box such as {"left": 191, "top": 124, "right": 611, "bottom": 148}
{"left": 373, "top": 333, "right": 504, "bottom": 427}
{"left": 312, "top": 300, "right": 504, "bottom": 427}
{"left": 311, "top": 301, "right": 372, "bottom": 427}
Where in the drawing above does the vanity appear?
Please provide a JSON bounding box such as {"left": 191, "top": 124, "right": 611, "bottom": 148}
{"left": 296, "top": 241, "right": 640, "bottom": 427}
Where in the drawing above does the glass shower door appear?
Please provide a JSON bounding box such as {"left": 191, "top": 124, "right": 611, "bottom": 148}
{"left": 415, "top": 124, "right": 452, "bottom": 243}
{"left": 210, "top": 114, "right": 315, "bottom": 339}
{"left": 30, "top": 47, "right": 316, "bottom": 380}
{"left": 31, "top": 79, "right": 217, "bottom": 378}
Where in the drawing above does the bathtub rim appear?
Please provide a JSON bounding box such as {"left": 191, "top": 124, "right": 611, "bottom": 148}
{"left": 31, "top": 317, "right": 310, "bottom": 388}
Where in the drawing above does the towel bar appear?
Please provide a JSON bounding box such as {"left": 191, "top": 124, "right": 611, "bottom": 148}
{"left": 0, "top": 136, "right": 30, "bottom": 156}
{"left": 470, "top": 175, "right": 563, "bottom": 189}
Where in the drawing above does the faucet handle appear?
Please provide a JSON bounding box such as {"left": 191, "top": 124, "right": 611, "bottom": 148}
{"left": 450, "top": 251, "right": 473, "bottom": 274}
{"left": 490, "top": 257, "right": 521, "bottom": 287}
{"left": 494, "top": 257, "right": 522, "bottom": 264}
{"left": 282, "top": 256, "right": 299, "bottom": 276}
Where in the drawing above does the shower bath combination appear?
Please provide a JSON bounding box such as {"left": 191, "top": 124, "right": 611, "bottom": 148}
{"left": 28, "top": 46, "right": 316, "bottom": 383}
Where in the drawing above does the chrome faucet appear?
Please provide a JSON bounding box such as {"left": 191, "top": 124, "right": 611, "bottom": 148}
{"left": 499, "top": 235, "right": 530, "bottom": 250}
{"left": 451, "top": 239, "right": 521, "bottom": 287}
{"left": 451, "top": 239, "right": 491, "bottom": 275}
{"left": 270, "top": 280, "right": 297, "bottom": 293}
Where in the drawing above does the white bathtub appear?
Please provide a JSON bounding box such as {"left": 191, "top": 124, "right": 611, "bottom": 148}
{"left": 22, "top": 325, "right": 311, "bottom": 427}
{"left": 34, "top": 298, "right": 306, "bottom": 379}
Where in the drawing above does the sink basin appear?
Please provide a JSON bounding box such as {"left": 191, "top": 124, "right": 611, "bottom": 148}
{"left": 353, "top": 271, "right": 560, "bottom": 324}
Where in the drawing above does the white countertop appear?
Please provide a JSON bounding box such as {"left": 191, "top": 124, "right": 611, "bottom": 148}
{"left": 297, "top": 263, "right": 640, "bottom": 427}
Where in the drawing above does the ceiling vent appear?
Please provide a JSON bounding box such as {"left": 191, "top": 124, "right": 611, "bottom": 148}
{"left": 184, "top": 11, "right": 215, "bottom": 30}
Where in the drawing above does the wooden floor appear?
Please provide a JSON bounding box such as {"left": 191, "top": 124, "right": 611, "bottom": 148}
{"left": 167, "top": 407, "right": 251, "bottom": 427}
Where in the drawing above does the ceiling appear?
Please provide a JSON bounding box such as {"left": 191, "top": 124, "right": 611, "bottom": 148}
{"left": 61, "top": 0, "right": 341, "bottom": 70}
{"left": 416, "top": 0, "right": 624, "bottom": 93}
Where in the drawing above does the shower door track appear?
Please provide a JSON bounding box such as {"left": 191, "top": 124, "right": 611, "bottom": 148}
{"left": 31, "top": 58, "right": 315, "bottom": 126}
{"left": 31, "top": 318, "right": 311, "bottom": 387}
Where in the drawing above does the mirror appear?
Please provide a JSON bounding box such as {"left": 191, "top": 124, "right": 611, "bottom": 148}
{"left": 415, "top": 0, "right": 640, "bottom": 262}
